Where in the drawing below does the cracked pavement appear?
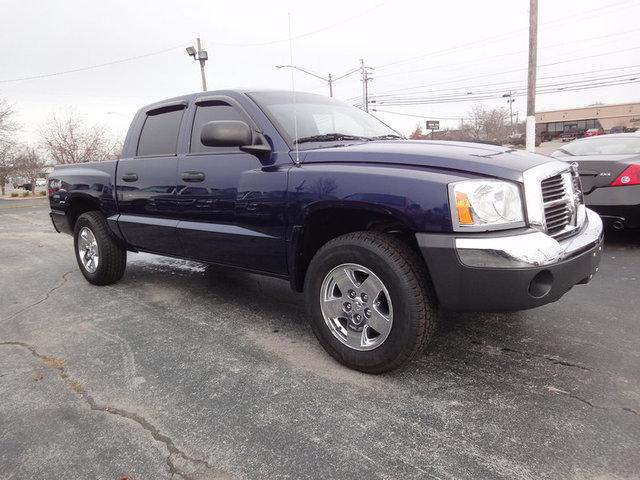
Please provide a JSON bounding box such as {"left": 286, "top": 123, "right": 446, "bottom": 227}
{"left": 1, "top": 200, "right": 639, "bottom": 479}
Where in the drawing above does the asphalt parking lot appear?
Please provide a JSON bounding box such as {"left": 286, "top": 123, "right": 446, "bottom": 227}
{"left": 1, "top": 200, "right": 639, "bottom": 480}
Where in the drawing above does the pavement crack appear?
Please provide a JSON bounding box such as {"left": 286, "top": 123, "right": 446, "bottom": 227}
{"left": 546, "top": 386, "right": 638, "bottom": 417}
{"left": 2, "top": 270, "right": 73, "bottom": 322}
{"left": 471, "top": 341, "right": 592, "bottom": 371}
{"left": 502, "top": 346, "right": 592, "bottom": 371}
{"left": 0, "top": 341, "right": 221, "bottom": 480}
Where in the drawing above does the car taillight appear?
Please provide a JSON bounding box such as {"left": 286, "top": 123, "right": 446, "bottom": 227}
{"left": 610, "top": 164, "right": 640, "bottom": 187}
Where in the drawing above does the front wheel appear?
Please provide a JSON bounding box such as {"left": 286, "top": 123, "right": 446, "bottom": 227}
{"left": 304, "top": 231, "right": 437, "bottom": 373}
{"left": 73, "top": 211, "right": 127, "bottom": 285}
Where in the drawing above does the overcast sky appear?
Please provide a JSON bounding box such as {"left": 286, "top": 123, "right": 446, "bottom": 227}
{"left": 1, "top": 0, "right": 639, "bottom": 143}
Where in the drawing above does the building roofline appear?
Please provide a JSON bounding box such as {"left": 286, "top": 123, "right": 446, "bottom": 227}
{"left": 537, "top": 101, "right": 640, "bottom": 115}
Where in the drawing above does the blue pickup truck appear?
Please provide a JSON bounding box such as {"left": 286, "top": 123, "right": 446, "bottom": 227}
{"left": 48, "top": 90, "right": 603, "bottom": 372}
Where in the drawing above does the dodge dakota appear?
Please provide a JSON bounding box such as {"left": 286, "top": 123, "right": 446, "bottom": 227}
{"left": 48, "top": 90, "right": 603, "bottom": 372}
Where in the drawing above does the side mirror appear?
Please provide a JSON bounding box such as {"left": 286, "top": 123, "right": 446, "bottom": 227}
{"left": 200, "top": 120, "right": 272, "bottom": 155}
{"left": 201, "top": 120, "right": 252, "bottom": 147}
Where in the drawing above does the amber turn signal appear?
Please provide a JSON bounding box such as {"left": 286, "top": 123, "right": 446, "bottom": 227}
{"left": 455, "top": 191, "right": 474, "bottom": 225}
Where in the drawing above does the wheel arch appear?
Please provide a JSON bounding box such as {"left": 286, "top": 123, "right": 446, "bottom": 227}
{"left": 66, "top": 194, "right": 103, "bottom": 232}
{"left": 289, "top": 203, "right": 425, "bottom": 292}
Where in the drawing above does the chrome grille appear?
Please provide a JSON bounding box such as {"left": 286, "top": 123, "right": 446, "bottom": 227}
{"left": 540, "top": 168, "right": 581, "bottom": 239}
{"left": 541, "top": 174, "right": 565, "bottom": 201}
{"left": 522, "top": 161, "right": 586, "bottom": 240}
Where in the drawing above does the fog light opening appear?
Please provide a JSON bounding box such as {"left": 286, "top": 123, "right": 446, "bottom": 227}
{"left": 529, "top": 270, "right": 553, "bottom": 298}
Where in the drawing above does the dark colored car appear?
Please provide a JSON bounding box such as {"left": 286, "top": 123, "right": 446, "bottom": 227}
{"left": 552, "top": 133, "right": 640, "bottom": 229}
{"left": 507, "top": 133, "right": 541, "bottom": 147}
{"left": 47, "top": 90, "right": 603, "bottom": 372}
{"left": 561, "top": 130, "right": 584, "bottom": 142}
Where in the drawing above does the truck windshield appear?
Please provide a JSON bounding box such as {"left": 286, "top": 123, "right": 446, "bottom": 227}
{"left": 249, "top": 91, "right": 401, "bottom": 146}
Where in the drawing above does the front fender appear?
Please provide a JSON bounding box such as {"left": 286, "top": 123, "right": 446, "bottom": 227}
{"left": 287, "top": 162, "right": 475, "bottom": 233}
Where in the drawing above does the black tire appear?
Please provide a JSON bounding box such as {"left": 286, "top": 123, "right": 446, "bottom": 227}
{"left": 73, "top": 211, "right": 127, "bottom": 285}
{"left": 304, "top": 231, "right": 437, "bottom": 373}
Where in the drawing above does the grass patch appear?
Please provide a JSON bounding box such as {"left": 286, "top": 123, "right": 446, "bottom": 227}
{"left": 10, "top": 192, "right": 19, "bottom": 197}
{"left": 38, "top": 190, "right": 46, "bottom": 196}
{"left": 21, "top": 192, "right": 30, "bottom": 197}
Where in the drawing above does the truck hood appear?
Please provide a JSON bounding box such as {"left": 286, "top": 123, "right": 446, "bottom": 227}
{"left": 298, "top": 140, "right": 558, "bottom": 182}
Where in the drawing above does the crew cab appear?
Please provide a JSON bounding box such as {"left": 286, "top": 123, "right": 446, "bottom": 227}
{"left": 48, "top": 90, "right": 603, "bottom": 373}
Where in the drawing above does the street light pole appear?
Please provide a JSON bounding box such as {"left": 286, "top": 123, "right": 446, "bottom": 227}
{"left": 186, "top": 38, "right": 208, "bottom": 91}
{"left": 276, "top": 64, "right": 333, "bottom": 96}
{"left": 502, "top": 92, "right": 515, "bottom": 134}
{"left": 196, "top": 38, "right": 207, "bottom": 91}
{"left": 276, "top": 65, "right": 360, "bottom": 97}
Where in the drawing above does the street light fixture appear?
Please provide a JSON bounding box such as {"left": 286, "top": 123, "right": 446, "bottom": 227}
{"left": 275, "top": 65, "right": 360, "bottom": 97}
{"left": 502, "top": 92, "right": 515, "bottom": 134}
{"left": 186, "top": 38, "right": 208, "bottom": 91}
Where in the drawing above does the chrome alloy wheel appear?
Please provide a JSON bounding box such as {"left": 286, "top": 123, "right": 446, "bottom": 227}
{"left": 77, "top": 227, "right": 99, "bottom": 273}
{"left": 320, "top": 263, "right": 393, "bottom": 351}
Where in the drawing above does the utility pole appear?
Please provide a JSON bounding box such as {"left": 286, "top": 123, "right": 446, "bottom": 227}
{"left": 328, "top": 73, "right": 333, "bottom": 97}
{"left": 360, "top": 59, "right": 373, "bottom": 112}
{"left": 186, "top": 38, "right": 209, "bottom": 91}
{"left": 526, "top": 0, "right": 538, "bottom": 151}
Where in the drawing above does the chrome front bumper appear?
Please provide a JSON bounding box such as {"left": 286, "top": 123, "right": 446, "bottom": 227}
{"left": 456, "top": 208, "right": 604, "bottom": 269}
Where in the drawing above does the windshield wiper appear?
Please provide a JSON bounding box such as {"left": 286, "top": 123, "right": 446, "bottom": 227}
{"left": 294, "top": 133, "right": 371, "bottom": 144}
{"left": 370, "top": 134, "right": 404, "bottom": 140}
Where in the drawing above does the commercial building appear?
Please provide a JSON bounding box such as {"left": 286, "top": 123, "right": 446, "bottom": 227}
{"left": 536, "top": 102, "right": 640, "bottom": 138}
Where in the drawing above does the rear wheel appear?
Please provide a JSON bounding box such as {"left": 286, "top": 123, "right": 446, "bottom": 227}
{"left": 73, "top": 211, "right": 127, "bottom": 285}
{"left": 304, "top": 231, "right": 436, "bottom": 373}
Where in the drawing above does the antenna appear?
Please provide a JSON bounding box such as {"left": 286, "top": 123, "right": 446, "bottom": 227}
{"left": 288, "top": 13, "right": 301, "bottom": 166}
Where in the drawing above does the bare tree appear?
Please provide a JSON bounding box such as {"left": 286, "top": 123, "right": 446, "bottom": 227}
{"left": 482, "top": 107, "right": 509, "bottom": 141}
{"left": 409, "top": 123, "right": 426, "bottom": 140}
{"left": 461, "top": 104, "right": 510, "bottom": 143}
{"left": 0, "top": 142, "right": 17, "bottom": 196}
{"left": 0, "top": 99, "right": 18, "bottom": 139}
{"left": 40, "top": 112, "right": 120, "bottom": 164}
{"left": 0, "top": 99, "right": 19, "bottom": 195}
{"left": 462, "top": 105, "right": 486, "bottom": 140}
{"left": 15, "top": 146, "right": 48, "bottom": 196}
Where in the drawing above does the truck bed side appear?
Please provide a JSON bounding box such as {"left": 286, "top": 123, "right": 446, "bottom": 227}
{"left": 48, "top": 160, "right": 120, "bottom": 236}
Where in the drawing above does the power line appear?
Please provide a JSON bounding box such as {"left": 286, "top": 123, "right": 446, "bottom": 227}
{"left": 208, "top": 2, "right": 388, "bottom": 47}
{"left": 367, "top": 45, "right": 640, "bottom": 97}
{"left": 373, "top": 76, "right": 640, "bottom": 103}
{"left": 369, "top": 78, "right": 640, "bottom": 106}
{"left": 371, "top": 67, "right": 640, "bottom": 100}
{"left": 371, "top": 109, "right": 464, "bottom": 120}
{"left": 373, "top": 76, "right": 640, "bottom": 104}
{"left": 374, "top": 0, "right": 638, "bottom": 71}
{"left": 373, "top": 27, "right": 640, "bottom": 81}
{"left": 0, "top": 3, "right": 387, "bottom": 84}
{"left": 0, "top": 44, "right": 188, "bottom": 84}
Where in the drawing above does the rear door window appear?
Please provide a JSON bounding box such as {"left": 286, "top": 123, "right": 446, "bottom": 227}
{"left": 137, "top": 107, "right": 185, "bottom": 157}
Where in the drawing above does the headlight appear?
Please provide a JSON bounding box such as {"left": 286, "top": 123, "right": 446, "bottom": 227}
{"left": 449, "top": 180, "right": 525, "bottom": 231}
